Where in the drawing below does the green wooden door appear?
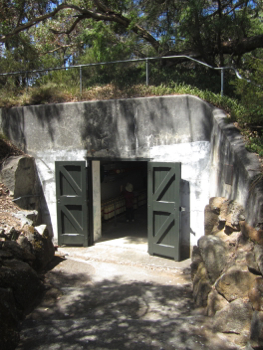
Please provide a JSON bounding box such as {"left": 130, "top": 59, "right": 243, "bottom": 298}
{"left": 56, "top": 161, "right": 89, "bottom": 247}
{"left": 148, "top": 162, "right": 181, "bottom": 260}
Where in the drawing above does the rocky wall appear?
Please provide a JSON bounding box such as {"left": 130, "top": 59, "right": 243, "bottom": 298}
{"left": 0, "top": 156, "right": 55, "bottom": 350}
{"left": 192, "top": 197, "right": 263, "bottom": 349}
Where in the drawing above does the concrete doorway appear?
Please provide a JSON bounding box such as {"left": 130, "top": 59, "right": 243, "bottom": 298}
{"left": 55, "top": 160, "right": 188, "bottom": 260}
{"left": 91, "top": 160, "right": 148, "bottom": 247}
{"left": 90, "top": 160, "right": 188, "bottom": 260}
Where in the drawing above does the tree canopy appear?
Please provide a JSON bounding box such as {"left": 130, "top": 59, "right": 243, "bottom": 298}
{"left": 0, "top": 0, "right": 262, "bottom": 70}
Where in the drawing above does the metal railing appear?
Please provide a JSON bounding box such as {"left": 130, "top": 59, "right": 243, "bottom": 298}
{"left": 0, "top": 54, "right": 249, "bottom": 97}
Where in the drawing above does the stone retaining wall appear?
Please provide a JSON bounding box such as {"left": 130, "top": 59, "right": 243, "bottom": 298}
{"left": 192, "top": 197, "right": 263, "bottom": 348}
{"left": 0, "top": 156, "right": 55, "bottom": 350}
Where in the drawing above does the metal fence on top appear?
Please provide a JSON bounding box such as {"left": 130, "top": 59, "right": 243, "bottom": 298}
{"left": 0, "top": 54, "right": 249, "bottom": 97}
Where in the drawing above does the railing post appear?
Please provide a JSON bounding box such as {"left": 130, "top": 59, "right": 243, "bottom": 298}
{"left": 221, "top": 69, "right": 224, "bottom": 97}
{"left": 146, "top": 59, "right": 149, "bottom": 86}
{"left": 26, "top": 71, "right": 28, "bottom": 93}
{"left": 80, "top": 66, "right": 82, "bottom": 96}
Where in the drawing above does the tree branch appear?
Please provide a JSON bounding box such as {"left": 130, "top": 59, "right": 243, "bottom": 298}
{"left": 39, "top": 42, "right": 84, "bottom": 56}
{"left": 50, "top": 17, "right": 81, "bottom": 35}
{"left": 0, "top": 1, "right": 161, "bottom": 53}
{"left": 0, "top": 4, "right": 71, "bottom": 43}
{"left": 59, "top": 3, "right": 161, "bottom": 52}
{"left": 221, "top": 34, "right": 263, "bottom": 56}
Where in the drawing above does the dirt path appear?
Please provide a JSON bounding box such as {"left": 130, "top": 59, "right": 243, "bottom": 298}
{"left": 16, "top": 237, "right": 242, "bottom": 350}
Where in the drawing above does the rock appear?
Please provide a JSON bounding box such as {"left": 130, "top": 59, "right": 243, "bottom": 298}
{"left": 226, "top": 231, "right": 242, "bottom": 248}
{"left": 0, "top": 241, "right": 35, "bottom": 264}
{"left": 190, "top": 245, "right": 203, "bottom": 280}
{"left": 245, "top": 342, "right": 255, "bottom": 350}
{"left": 213, "top": 298, "right": 253, "bottom": 334}
{"left": 204, "top": 204, "right": 219, "bottom": 235}
{"left": 240, "top": 221, "right": 263, "bottom": 245}
{"left": 206, "top": 288, "right": 229, "bottom": 316}
{"left": 0, "top": 156, "right": 41, "bottom": 215}
{"left": 209, "top": 197, "right": 227, "bottom": 214}
{"left": 0, "top": 228, "right": 8, "bottom": 241}
{"left": 216, "top": 230, "right": 241, "bottom": 250}
{"left": 229, "top": 203, "right": 245, "bottom": 226}
{"left": 215, "top": 265, "right": 258, "bottom": 302}
{"left": 250, "top": 311, "right": 263, "bottom": 348}
{"left": 0, "top": 324, "right": 20, "bottom": 350}
{"left": 13, "top": 210, "right": 38, "bottom": 227}
{"left": 214, "top": 229, "right": 229, "bottom": 241}
{"left": 0, "top": 250, "right": 13, "bottom": 259}
{"left": 230, "top": 200, "right": 244, "bottom": 221}
{"left": 225, "top": 213, "right": 240, "bottom": 232}
{"left": 0, "top": 259, "right": 43, "bottom": 312}
{"left": 16, "top": 234, "right": 33, "bottom": 255}
{"left": 246, "top": 251, "right": 261, "bottom": 275}
{"left": 0, "top": 287, "right": 20, "bottom": 328}
{"left": 224, "top": 224, "right": 236, "bottom": 235}
{"left": 198, "top": 235, "right": 227, "bottom": 284}
{"left": 21, "top": 224, "right": 35, "bottom": 239}
{"left": 219, "top": 200, "right": 245, "bottom": 230}
{"left": 218, "top": 200, "right": 229, "bottom": 221}
{"left": 234, "top": 243, "right": 254, "bottom": 267}
{"left": 5, "top": 227, "right": 20, "bottom": 241}
{"left": 249, "top": 277, "right": 263, "bottom": 311}
{"left": 0, "top": 287, "right": 21, "bottom": 349}
{"left": 35, "top": 224, "right": 50, "bottom": 238}
{"left": 254, "top": 244, "right": 263, "bottom": 275}
{"left": 249, "top": 228, "right": 263, "bottom": 246}
{"left": 192, "top": 261, "right": 212, "bottom": 307}
{"left": 24, "top": 226, "right": 55, "bottom": 271}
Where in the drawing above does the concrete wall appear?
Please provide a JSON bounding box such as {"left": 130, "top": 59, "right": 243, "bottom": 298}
{"left": 1, "top": 95, "right": 262, "bottom": 248}
{"left": 210, "top": 111, "right": 263, "bottom": 226}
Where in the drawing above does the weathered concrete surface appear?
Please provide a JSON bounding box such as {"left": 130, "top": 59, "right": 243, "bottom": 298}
{"left": 209, "top": 112, "right": 262, "bottom": 227}
{"left": 0, "top": 95, "right": 261, "bottom": 246}
{"left": 17, "top": 236, "right": 240, "bottom": 350}
{"left": 0, "top": 96, "right": 213, "bottom": 153}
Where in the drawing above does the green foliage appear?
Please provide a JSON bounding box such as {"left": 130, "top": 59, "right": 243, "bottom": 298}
{"left": 74, "top": 21, "right": 145, "bottom": 87}
{"left": 245, "top": 134, "right": 263, "bottom": 157}
{"left": 233, "top": 56, "right": 263, "bottom": 126}
{"left": 230, "top": 53, "right": 263, "bottom": 156}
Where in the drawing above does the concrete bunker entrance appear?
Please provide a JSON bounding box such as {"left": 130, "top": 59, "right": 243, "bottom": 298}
{"left": 89, "top": 159, "right": 185, "bottom": 261}
{"left": 56, "top": 159, "right": 185, "bottom": 260}
{"left": 95, "top": 160, "right": 148, "bottom": 247}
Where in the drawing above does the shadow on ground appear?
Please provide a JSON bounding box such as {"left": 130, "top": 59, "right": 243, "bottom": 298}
{"left": 17, "top": 264, "right": 239, "bottom": 350}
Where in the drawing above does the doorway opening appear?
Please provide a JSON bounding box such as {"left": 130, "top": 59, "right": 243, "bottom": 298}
{"left": 96, "top": 160, "right": 148, "bottom": 246}
{"left": 56, "top": 160, "right": 187, "bottom": 261}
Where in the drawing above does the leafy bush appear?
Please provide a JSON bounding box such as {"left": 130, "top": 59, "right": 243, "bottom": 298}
{"left": 231, "top": 55, "right": 263, "bottom": 156}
